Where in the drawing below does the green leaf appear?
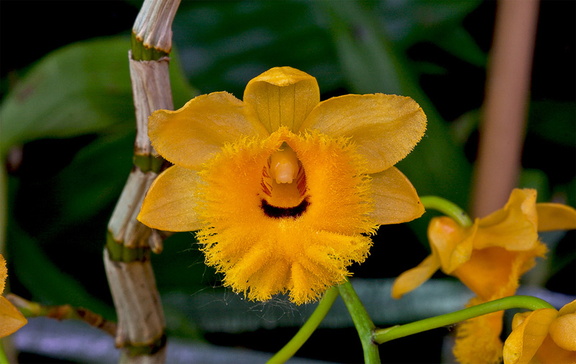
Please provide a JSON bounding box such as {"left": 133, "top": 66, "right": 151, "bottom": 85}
{"left": 0, "top": 38, "right": 133, "bottom": 156}
{"left": 529, "top": 101, "right": 576, "bottom": 147}
{"left": 377, "top": 0, "right": 485, "bottom": 63}
{"left": 433, "top": 27, "right": 487, "bottom": 68}
{"left": 172, "top": 1, "right": 342, "bottom": 96}
{"left": 50, "top": 132, "right": 135, "bottom": 229}
{"left": 318, "top": 1, "right": 472, "bottom": 209}
{"left": 7, "top": 222, "right": 115, "bottom": 319}
{"left": 0, "top": 36, "right": 195, "bottom": 156}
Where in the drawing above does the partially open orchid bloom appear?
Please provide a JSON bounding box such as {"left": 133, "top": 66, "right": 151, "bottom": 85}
{"left": 1, "top": 254, "right": 27, "bottom": 337}
{"left": 504, "top": 300, "right": 576, "bottom": 364}
{"left": 138, "top": 67, "right": 426, "bottom": 304}
{"left": 391, "top": 188, "right": 576, "bottom": 363}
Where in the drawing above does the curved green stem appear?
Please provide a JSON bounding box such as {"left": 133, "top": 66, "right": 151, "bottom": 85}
{"left": 421, "top": 195, "right": 473, "bottom": 227}
{"left": 0, "top": 342, "right": 9, "bottom": 364}
{"left": 338, "top": 280, "right": 380, "bottom": 364}
{"left": 373, "top": 295, "right": 553, "bottom": 344}
{"left": 267, "top": 287, "right": 339, "bottom": 364}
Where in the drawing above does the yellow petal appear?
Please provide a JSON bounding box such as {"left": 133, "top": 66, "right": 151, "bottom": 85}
{"left": 138, "top": 166, "right": 203, "bottom": 232}
{"left": 536, "top": 203, "right": 576, "bottom": 232}
{"left": 0, "top": 296, "right": 27, "bottom": 338}
{"left": 428, "top": 216, "right": 474, "bottom": 273}
{"left": 299, "top": 94, "right": 427, "bottom": 174}
{"left": 149, "top": 92, "right": 267, "bottom": 169}
{"left": 0, "top": 254, "right": 6, "bottom": 294}
{"left": 474, "top": 189, "right": 539, "bottom": 251}
{"left": 536, "top": 335, "right": 576, "bottom": 364}
{"left": 503, "top": 308, "right": 558, "bottom": 364}
{"left": 391, "top": 254, "right": 440, "bottom": 299}
{"left": 243, "top": 67, "right": 320, "bottom": 133}
{"left": 369, "top": 167, "right": 424, "bottom": 225}
{"left": 558, "top": 299, "right": 576, "bottom": 316}
{"left": 549, "top": 312, "right": 576, "bottom": 351}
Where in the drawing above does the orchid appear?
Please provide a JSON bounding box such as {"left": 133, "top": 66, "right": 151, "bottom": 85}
{"left": 504, "top": 299, "right": 576, "bottom": 364}
{"left": 138, "top": 66, "right": 426, "bottom": 304}
{"left": 392, "top": 189, "right": 576, "bottom": 363}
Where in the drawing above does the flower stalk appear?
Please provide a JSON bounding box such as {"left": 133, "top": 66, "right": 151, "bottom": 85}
{"left": 420, "top": 195, "right": 473, "bottom": 228}
{"left": 338, "top": 280, "right": 380, "bottom": 364}
{"left": 373, "top": 295, "right": 554, "bottom": 345}
{"left": 267, "top": 287, "right": 339, "bottom": 363}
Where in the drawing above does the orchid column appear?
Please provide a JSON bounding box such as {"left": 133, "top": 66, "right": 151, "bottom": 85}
{"left": 104, "top": 0, "right": 180, "bottom": 362}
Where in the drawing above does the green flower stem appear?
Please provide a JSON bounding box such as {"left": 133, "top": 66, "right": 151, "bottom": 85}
{"left": 267, "top": 287, "right": 339, "bottom": 364}
{"left": 373, "top": 295, "right": 554, "bottom": 344}
{"left": 421, "top": 195, "right": 473, "bottom": 227}
{"left": 0, "top": 343, "right": 9, "bottom": 364}
{"left": 338, "top": 280, "right": 380, "bottom": 364}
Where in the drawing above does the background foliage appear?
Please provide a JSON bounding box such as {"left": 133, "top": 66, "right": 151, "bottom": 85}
{"left": 1, "top": 1, "right": 574, "bottom": 363}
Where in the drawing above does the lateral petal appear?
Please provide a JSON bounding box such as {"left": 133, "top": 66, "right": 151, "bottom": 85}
{"left": 369, "top": 167, "right": 424, "bottom": 225}
{"left": 0, "top": 296, "right": 27, "bottom": 338}
{"left": 428, "top": 216, "right": 474, "bottom": 273}
{"left": 300, "top": 94, "right": 427, "bottom": 174}
{"left": 536, "top": 203, "right": 576, "bottom": 232}
{"left": 474, "top": 189, "right": 539, "bottom": 251}
{"left": 504, "top": 309, "right": 558, "bottom": 364}
{"left": 391, "top": 254, "right": 440, "bottom": 299}
{"left": 244, "top": 67, "right": 320, "bottom": 133}
{"left": 149, "top": 92, "right": 267, "bottom": 169}
{"left": 138, "top": 166, "right": 203, "bottom": 232}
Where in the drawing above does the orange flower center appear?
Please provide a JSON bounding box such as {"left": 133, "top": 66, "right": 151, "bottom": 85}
{"left": 260, "top": 143, "right": 309, "bottom": 217}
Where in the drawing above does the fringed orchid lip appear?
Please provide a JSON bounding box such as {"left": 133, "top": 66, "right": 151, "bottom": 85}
{"left": 138, "top": 66, "right": 428, "bottom": 304}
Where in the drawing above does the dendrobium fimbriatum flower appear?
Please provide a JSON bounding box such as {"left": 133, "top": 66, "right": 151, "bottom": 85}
{"left": 504, "top": 299, "right": 576, "bottom": 364}
{"left": 392, "top": 188, "right": 576, "bottom": 363}
{"left": 138, "top": 67, "right": 427, "bottom": 304}
{"left": 1, "top": 254, "right": 27, "bottom": 337}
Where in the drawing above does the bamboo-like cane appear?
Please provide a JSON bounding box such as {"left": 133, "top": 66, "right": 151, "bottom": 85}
{"left": 104, "top": 0, "right": 181, "bottom": 362}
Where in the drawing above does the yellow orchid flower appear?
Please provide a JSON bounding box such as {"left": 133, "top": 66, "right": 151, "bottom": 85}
{"left": 1, "top": 254, "right": 27, "bottom": 337}
{"left": 392, "top": 188, "right": 576, "bottom": 363}
{"left": 138, "top": 66, "right": 426, "bottom": 304}
{"left": 504, "top": 299, "right": 576, "bottom": 364}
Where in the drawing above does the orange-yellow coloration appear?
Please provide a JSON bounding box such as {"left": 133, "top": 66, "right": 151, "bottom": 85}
{"left": 504, "top": 300, "right": 576, "bottom": 364}
{"left": 139, "top": 67, "right": 427, "bottom": 304}
{"left": 391, "top": 188, "right": 576, "bottom": 362}
{"left": 1, "top": 254, "right": 27, "bottom": 337}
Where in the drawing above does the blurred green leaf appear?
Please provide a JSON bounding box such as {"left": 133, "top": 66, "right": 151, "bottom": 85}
{"left": 529, "top": 101, "right": 576, "bottom": 147}
{"left": 0, "top": 38, "right": 132, "bottom": 156}
{"left": 152, "top": 232, "right": 217, "bottom": 295}
{"left": 172, "top": 1, "right": 342, "bottom": 96}
{"left": 519, "top": 169, "right": 550, "bottom": 202}
{"left": 0, "top": 36, "right": 195, "bottom": 157}
{"left": 8, "top": 222, "right": 114, "bottom": 319}
{"left": 376, "top": 0, "right": 486, "bottom": 66}
{"left": 318, "top": 1, "right": 472, "bottom": 210}
{"left": 50, "top": 132, "right": 135, "bottom": 229}
{"left": 433, "top": 27, "right": 487, "bottom": 68}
